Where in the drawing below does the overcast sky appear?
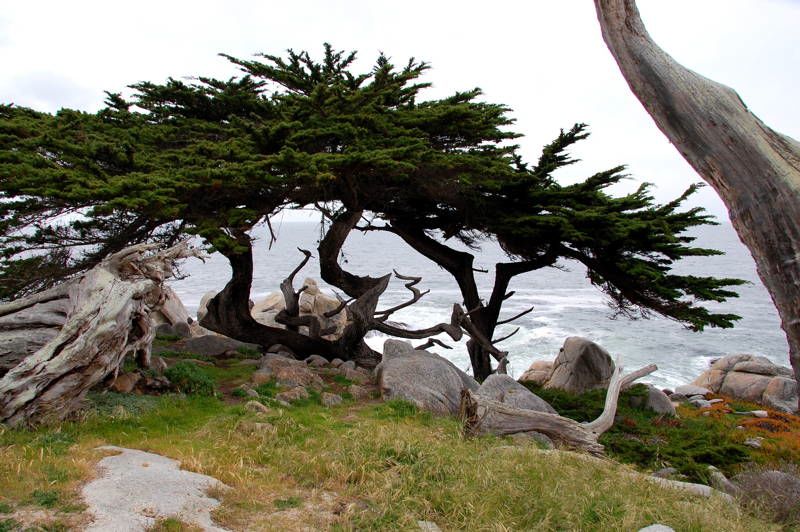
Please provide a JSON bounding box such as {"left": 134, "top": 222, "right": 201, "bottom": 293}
{"left": 1, "top": 1, "right": 797, "bottom": 220}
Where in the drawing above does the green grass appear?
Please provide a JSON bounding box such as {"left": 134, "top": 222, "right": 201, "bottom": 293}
{"left": 273, "top": 496, "right": 301, "bottom": 510}
{"left": 0, "top": 519, "right": 19, "bottom": 532}
{"left": 0, "top": 360, "right": 788, "bottom": 530}
{"left": 31, "top": 489, "right": 59, "bottom": 508}
{"left": 331, "top": 374, "right": 354, "bottom": 387}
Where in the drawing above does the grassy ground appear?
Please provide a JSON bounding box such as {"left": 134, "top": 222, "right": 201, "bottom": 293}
{"left": 0, "top": 354, "right": 791, "bottom": 530}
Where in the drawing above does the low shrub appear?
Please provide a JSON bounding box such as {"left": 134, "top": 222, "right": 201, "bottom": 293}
{"left": 164, "top": 362, "right": 215, "bottom": 396}
{"left": 733, "top": 463, "right": 800, "bottom": 527}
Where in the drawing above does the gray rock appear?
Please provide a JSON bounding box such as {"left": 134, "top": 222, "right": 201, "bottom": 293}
{"left": 689, "top": 398, "right": 712, "bottom": 409}
{"left": 342, "top": 367, "right": 371, "bottom": 385}
{"left": 477, "top": 374, "right": 556, "bottom": 414}
{"left": 517, "top": 360, "right": 553, "bottom": 386}
{"left": 417, "top": 521, "right": 442, "bottom": 532}
{"left": 247, "top": 422, "right": 275, "bottom": 433}
{"left": 544, "top": 337, "right": 614, "bottom": 394}
{"left": 750, "top": 410, "right": 769, "bottom": 418}
{"left": 340, "top": 360, "right": 357, "bottom": 371}
{"left": 674, "top": 384, "right": 711, "bottom": 397}
{"left": 348, "top": 384, "right": 372, "bottom": 400}
{"left": 732, "top": 360, "right": 783, "bottom": 376}
{"left": 161, "top": 335, "right": 261, "bottom": 358}
{"left": 744, "top": 437, "right": 763, "bottom": 448}
{"left": 644, "top": 385, "right": 676, "bottom": 416}
{"left": 330, "top": 358, "right": 345, "bottom": 368}
{"left": 245, "top": 400, "right": 270, "bottom": 414}
{"left": 720, "top": 371, "right": 773, "bottom": 403}
{"left": 305, "top": 354, "right": 329, "bottom": 367}
{"left": 275, "top": 364, "right": 324, "bottom": 390}
{"left": 245, "top": 388, "right": 260, "bottom": 399}
{"left": 259, "top": 352, "right": 305, "bottom": 371}
{"left": 638, "top": 526, "right": 675, "bottom": 532}
{"left": 762, "top": 377, "right": 799, "bottom": 413}
{"left": 321, "top": 392, "right": 343, "bottom": 407}
{"left": 382, "top": 339, "right": 415, "bottom": 360}
{"left": 509, "top": 431, "right": 554, "bottom": 449}
{"left": 251, "top": 369, "right": 273, "bottom": 385}
{"left": 667, "top": 393, "right": 688, "bottom": 403}
{"left": 275, "top": 386, "right": 309, "bottom": 403}
{"left": 651, "top": 467, "right": 679, "bottom": 479}
{"left": 376, "top": 348, "right": 479, "bottom": 415}
{"left": 109, "top": 372, "right": 141, "bottom": 393}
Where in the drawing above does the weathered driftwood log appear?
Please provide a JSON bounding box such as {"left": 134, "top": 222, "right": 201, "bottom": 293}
{"left": 0, "top": 241, "right": 199, "bottom": 427}
{"left": 0, "top": 283, "right": 72, "bottom": 377}
{"left": 595, "top": 0, "right": 800, "bottom": 409}
{"left": 461, "top": 362, "right": 656, "bottom": 455}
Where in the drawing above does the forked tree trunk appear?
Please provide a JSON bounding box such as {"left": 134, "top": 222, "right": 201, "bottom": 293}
{"left": 0, "top": 242, "right": 199, "bottom": 427}
{"left": 595, "top": 0, "right": 800, "bottom": 408}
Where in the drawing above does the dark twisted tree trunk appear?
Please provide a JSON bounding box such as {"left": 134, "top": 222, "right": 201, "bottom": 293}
{"left": 595, "top": 0, "right": 800, "bottom": 408}
{"left": 389, "top": 224, "right": 553, "bottom": 381}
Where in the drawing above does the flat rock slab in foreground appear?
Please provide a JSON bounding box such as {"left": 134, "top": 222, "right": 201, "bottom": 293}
{"left": 82, "top": 446, "right": 229, "bottom": 532}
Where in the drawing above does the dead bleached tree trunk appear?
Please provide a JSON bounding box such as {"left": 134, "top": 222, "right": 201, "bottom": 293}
{"left": 594, "top": 0, "right": 800, "bottom": 408}
{"left": 0, "top": 241, "right": 199, "bottom": 427}
{"left": 461, "top": 362, "right": 656, "bottom": 455}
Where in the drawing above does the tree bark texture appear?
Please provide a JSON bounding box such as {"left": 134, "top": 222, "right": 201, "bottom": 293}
{"left": 595, "top": 0, "right": 800, "bottom": 405}
{"left": 0, "top": 242, "right": 199, "bottom": 427}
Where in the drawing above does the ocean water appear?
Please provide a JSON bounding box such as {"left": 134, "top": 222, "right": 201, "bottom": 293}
{"left": 169, "top": 219, "right": 789, "bottom": 389}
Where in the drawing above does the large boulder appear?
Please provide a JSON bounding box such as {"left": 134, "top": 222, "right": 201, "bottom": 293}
{"left": 544, "top": 337, "right": 614, "bottom": 394}
{"left": 517, "top": 360, "right": 553, "bottom": 386}
{"left": 630, "top": 385, "right": 676, "bottom": 416}
{"left": 691, "top": 354, "right": 798, "bottom": 412}
{"left": 477, "top": 374, "right": 556, "bottom": 414}
{"left": 376, "top": 340, "right": 479, "bottom": 416}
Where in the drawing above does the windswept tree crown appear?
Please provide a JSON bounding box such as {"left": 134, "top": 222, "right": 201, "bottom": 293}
{"left": 0, "top": 44, "right": 743, "bottom": 340}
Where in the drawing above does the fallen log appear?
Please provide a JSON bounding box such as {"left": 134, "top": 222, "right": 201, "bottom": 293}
{"left": 460, "top": 361, "right": 656, "bottom": 455}
{"left": 0, "top": 241, "right": 200, "bottom": 427}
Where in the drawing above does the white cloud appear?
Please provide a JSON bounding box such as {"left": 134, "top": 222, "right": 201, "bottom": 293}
{"left": 1, "top": 0, "right": 797, "bottom": 220}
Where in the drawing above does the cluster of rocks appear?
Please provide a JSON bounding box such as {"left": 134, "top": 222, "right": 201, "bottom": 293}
{"left": 517, "top": 338, "right": 798, "bottom": 415}
{"left": 375, "top": 339, "right": 558, "bottom": 447}
{"left": 691, "top": 354, "right": 798, "bottom": 413}
{"left": 244, "top": 348, "right": 374, "bottom": 407}
{"left": 518, "top": 337, "right": 676, "bottom": 416}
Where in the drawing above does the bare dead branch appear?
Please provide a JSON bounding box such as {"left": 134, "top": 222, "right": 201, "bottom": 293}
{"left": 323, "top": 296, "right": 353, "bottom": 318}
{"left": 374, "top": 270, "right": 430, "bottom": 320}
{"left": 415, "top": 338, "right": 453, "bottom": 351}
{"left": 496, "top": 305, "right": 534, "bottom": 326}
{"left": 492, "top": 327, "right": 520, "bottom": 344}
{"left": 279, "top": 249, "right": 313, "bottom": 331}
